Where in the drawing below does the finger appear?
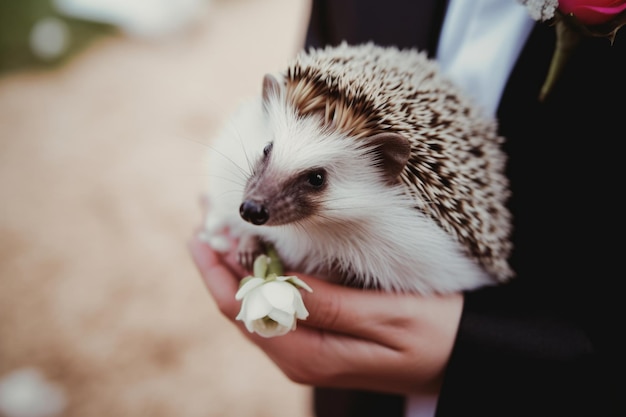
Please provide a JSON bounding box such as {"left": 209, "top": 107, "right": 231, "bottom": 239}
{"left": 293, "top": 274, "right": 460, "bottom": 341}
{"left": 188, "top": 233, "right": 242, "bottom": 320}
{"left": 249, "top": 325, "right": 391, "bottom": 385}
{"left": 288, "top": 276, "right": 399, "bottom": 337}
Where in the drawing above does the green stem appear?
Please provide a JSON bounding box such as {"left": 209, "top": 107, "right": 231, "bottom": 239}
{"left": 539, "top": 19, "right": 583, "bottom": 102}
{"left": 266, "top": 244, "right": 284, "bottom": 276}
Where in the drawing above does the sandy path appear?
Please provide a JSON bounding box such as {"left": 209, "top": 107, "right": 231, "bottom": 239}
{"left": 0, "top": 0, "right": 314, "bottom": 416}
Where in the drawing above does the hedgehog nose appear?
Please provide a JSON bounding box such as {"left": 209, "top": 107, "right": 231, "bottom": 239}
{"left": 240, "top": 200, "right": 269, "bottom": 225}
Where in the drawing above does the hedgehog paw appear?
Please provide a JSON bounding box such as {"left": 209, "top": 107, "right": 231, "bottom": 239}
{"left": 237, "top": 234, "right": 266, "bottom": 272}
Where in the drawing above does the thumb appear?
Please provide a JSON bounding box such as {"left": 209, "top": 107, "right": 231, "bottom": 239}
{"left": 188, "top": 233, "right": 242, "bottom": 320}
{"left": 292, "top": 274, "right": 410, "bottom": 339}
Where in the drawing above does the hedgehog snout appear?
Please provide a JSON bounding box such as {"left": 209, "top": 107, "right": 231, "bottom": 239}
{"left": 240, "top": 200, "right": 269, "bottom": 225}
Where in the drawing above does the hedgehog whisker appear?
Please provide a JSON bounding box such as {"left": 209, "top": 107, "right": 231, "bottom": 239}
{"left": 205, "top": 173, "right": 247, "bottom": 188}
{"left": 291, "top": 220, "right": 316, "bottom": 246}
{"left": 224, "top": 114, "right": 255, "bottom": 177}
{"left": 176, "top": 133, "right": 250, "bottom": 184}
{"left": 203, "top": 140, "right": 250, "bottom": 182}
{"left": 211, "top": 188, "right": 246, "bottom": 201}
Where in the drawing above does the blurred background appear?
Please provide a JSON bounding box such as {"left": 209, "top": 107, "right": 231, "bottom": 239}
{"left": 0, "top": 0, "right": 313, "bottom": 416}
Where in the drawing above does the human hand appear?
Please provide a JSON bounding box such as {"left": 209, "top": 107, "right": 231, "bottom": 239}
{"left": 188, "top": 232, "right": 463, "bottom": 396}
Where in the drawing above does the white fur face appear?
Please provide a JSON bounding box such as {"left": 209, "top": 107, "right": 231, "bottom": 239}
{"left": 241, "top": 96, "right": 407, "bottom": 229}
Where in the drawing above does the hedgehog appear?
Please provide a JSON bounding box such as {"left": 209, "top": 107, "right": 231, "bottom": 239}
{"left": 202, "top": 41, "right": 513, "bottom": 294}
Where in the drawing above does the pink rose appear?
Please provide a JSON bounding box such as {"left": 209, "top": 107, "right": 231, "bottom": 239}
{"left": 559, "top": 0, "right": 626, "bottom": 25}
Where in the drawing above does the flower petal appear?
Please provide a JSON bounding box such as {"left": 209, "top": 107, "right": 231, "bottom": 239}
{"left": 268, "top": 308, "right": 296, "bottom": 328}
{"left": 253, "top": 319, "right": 292, "bottom": 338}
{"left": 235, "top": 297, "right": 248, "bottom": 321}
{"left": 243, "top": 317, "right": 256, "bottom": 333}
{"left": 559, "top": 1, "right": 626, "bottom": 25}
{"left": 261, "top": 281, "right": 296, "bottom": 312}
{"left": 293, "top": 295, "right": 310, "bottom": 320}
{"left": 284, "top": 276, "right": 313, "bottom": 292}
{"left": 243, "top": 290, "right": 274, "bottom": 320}
{"left": 253, "top": 254, "right": 270, "bottom": 278}
{"left": 236, "top": 299, "right": 257, "bottom": 332}
{"left": 235, "top": 277, "right": 265, "bottom": 300}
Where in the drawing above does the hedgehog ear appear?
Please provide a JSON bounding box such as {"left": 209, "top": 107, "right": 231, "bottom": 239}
{"left": 366, "top": 132, "right": 411, "bottom": 184}
{"left": 262, "top": 74, "right": 281, "bottom": 103}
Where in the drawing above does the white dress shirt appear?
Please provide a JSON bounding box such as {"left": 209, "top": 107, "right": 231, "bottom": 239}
{"left": 436, "top": 0, "right": 535, "bottom": 116}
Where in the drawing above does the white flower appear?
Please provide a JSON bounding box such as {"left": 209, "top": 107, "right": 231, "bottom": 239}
{"left": 518, "top": 0, "right": 558, "bottom": 21}
{"left": 235, "top": 274, "right": 313, "bottom": 338}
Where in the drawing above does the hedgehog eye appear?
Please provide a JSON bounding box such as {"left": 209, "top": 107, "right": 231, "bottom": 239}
{"left": 306, "top": 170, "right": 325, "bottom": 188}
{"left": 263, "top": 142, "right": 273, "bottom": 157}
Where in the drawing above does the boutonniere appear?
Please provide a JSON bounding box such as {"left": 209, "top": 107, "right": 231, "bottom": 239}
{"left": 519, "top": 0, "right": 626, "bottom": 101}
{"left": 235, "top": 247, "right": 313, "bottom": 338}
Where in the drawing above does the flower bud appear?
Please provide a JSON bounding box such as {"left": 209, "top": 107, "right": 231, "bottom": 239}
{"left": 235, "top": 275, "right": 312, "bottom": 338}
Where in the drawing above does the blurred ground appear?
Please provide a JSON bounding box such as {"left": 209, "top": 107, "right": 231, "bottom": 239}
{"left": 0, "top": 0, "right": 314, "bottom": 416}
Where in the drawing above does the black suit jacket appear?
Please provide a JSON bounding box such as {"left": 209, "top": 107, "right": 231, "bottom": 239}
{"left": 306, "top": 1, "right": 626, "bottom": 416}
